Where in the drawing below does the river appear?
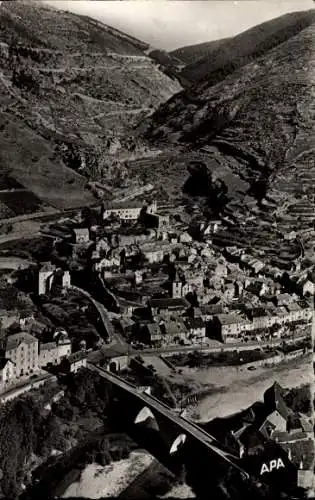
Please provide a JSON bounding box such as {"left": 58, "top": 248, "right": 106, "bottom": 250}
{"left": 185, "top": 354, "right": 313, "bottom": 422}
{"left": 28, "top": 355, "right": 312, "bottom": 499}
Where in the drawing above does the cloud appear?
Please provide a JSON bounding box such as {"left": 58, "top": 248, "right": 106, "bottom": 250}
{"left": 43, "top": 1, "right": 314, "bottom": 50}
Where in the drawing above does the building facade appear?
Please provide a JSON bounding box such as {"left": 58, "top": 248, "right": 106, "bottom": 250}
{"left": 103, "top": 200, "right": 157, "bottom": 221}
{"left": 5, "top": 332, "right": 39, "bottom": 379}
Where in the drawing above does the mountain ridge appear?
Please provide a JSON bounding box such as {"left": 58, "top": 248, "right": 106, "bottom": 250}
{"left": 141, "top": 13, "right": 315, "bottom": 263}
{"left": 0, "top": 0, "right": 181, "bottom": 212}
{"left": 177, "top": 10, "right": 315, "bottom": 86}
{"left": 170, "top": 37, "right": 231, "bottom": 66}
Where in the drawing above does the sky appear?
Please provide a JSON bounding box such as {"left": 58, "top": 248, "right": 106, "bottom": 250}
{"left": 43, "top": 1, "right": 314, "bottom": 50}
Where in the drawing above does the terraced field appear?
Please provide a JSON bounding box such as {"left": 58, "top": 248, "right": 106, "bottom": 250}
{"left": 0, "top": 1, "right": 182, "bottom": 216}
{"left": 144, "top": 14, "right": 315, "bottom": 263}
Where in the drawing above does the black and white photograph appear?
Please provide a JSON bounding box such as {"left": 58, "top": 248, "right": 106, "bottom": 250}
{"left": 0, "top": 0, "right": 314, "bottom": 499}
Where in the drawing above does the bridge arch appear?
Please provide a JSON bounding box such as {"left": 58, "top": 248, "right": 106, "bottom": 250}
{"left": 134, "top": 406, "right": 159, "bottom": 431}
{"left": 169, "top": 433, "right": 187, "bottom": 455}
{"left": 109, "top": 361, "right": 118, "bottom": 373}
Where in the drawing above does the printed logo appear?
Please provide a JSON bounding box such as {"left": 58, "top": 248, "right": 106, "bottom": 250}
{"left": 260, "top": 458, "right": 285, "bottom": 475}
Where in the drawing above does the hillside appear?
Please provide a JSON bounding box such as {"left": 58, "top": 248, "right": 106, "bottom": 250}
{"left": 142, "top": 12, "right": 315, "bottom": 265}
{"left": 178, "top": 10, "right": 315, "bottom": 85}
{"left": 170, "top": 37, "right": 230, "bottom": 66}
{"left": 0, "top": 1, "right": 181, "bottom": 213}
{"left": 148, "top": 48, "right": 184, "bottom": 72}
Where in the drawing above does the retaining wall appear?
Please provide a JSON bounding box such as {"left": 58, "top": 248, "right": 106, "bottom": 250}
{"left": 0, "top": 374, "right": 57, "bottom": 403}
{"left": 230, "top": 348, "right": 309, "bottom": 371}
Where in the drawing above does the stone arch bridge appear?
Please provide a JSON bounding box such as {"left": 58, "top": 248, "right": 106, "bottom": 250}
{"left": 87, "top": 363, "right": 270, "bottom": 500}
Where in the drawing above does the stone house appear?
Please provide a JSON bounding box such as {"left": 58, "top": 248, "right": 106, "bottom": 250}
{"left": 276, "top": 294, "right": 292, "bottom": 306}
{"left": 160, "top": 319, "right": 189, "bottom": 345}
{"left": 5, "top": 332, "right": 39, "bottom": 379}
{"left": 95, "top": 253, "right": 120, "bottom": 272}
{"left": 73, "top": 228, "right": 90, "bottom": 244}
{"left": 149, "top": 298, "right": 190, "bottom": 320}
{"left": 140, "top": 241, "right": 171, "bottom": 264}
{"left": 213, "top": 314, "right": 249, "bottom": 343}
{"left": 172, "top": 278, "right": 192, "bottom": 299}
{"left": 259, "top": 383, "right": 290, "bottom": 439}
{"left": 157, "top": 214, "right": 170, "bottom": 231}
{"left": 146, "top": 323, "right": 163, "bottom": 345}
{"left": 199, "top": 304, "right": 224, "bottom": 322}
{"left": 0, "top": 358, "right": 15, "bottom": 393}
{"left": 102, "top": 200, "right": 157, "bottom": 221}
{"left": 245, "top": 280, "right": 268, "bottom": 297}
{"left": 100, "top": 346, "right": 129, "bottom": 373}
{"left": 185, "top": 317, "right": 206, "bottom": 342}
{"left": 222, "top": 282, "right": 235, "bottom": 300}
{"left": 299, "top": 279, "right": 314, "bottom": 297}
{"left": 59, "top": 351, "right": 87, "bottom": 373}
{"left": 248, "top": 259, "right": 265, "bottom": 275}
{"left": 39, "top": 335, "right": 71, "bottom": 368}
{"left": 179, "top": 232, "right": 193, "bottom": 244}
{"left": 38, "top": 263, "right": 71, "bottom": 296}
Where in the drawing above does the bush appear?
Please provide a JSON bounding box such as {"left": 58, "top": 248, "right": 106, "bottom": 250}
{"left": 284, "top": 384, "right": 312, "bottom": 416}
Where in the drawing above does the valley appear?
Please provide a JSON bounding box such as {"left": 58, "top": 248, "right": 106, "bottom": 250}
{"left": 0, "top": 0, "right": 181, "bottom": 214}
{"left": 0, "top": 2, "right": 314, "bottom": 499}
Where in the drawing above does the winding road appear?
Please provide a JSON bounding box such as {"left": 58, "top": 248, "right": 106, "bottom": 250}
{"left": 69, "top": 284, "right": 114, "bottom": 340}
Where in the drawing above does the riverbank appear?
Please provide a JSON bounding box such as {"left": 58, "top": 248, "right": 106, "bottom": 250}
{"left": 186, "top": 354, "right": 312, "bottom": 422}
{"left": 62, "top": 450, "right": 154, "bottom": 499}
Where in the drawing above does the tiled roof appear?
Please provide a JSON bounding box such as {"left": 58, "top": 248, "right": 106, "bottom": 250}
{"left": 200, "top": 304, "right": 224, "bottom": 315}
{"left": 299, "top": 418, "right": 313, "bottom": 434}
{"left": 105, "top": 199, "right": 148, "bottom": 210}
{"left": 185, "top": 317, "right": 205, "bottom": 329}
{"left": 40, "top": 342, "right": 56, "bottom": 352}
{"left": 40, "top": 262, "right": 55, "bottom": 272}
{"left": 6, "top": 332, "right": 38, "bottom": 351}
{"left": 147, "top": 323, "right": 160, "bottom": 336}
{"left": 149, "top": 298, "right": 189, "bottom": 309}
{"left": 285, "top": 302, "right": 301, "bottom": 312}
{"left": 215, "top": 314, "right": 248, "bottom": 325}
{"left": 163, "top": 319, "right": 188, "bottom": 335}
{"left": 0, "top": 358, "right": 13, "bottom": 370}
{"left": 264, "top": 382, "right": 291, "bottom": 420}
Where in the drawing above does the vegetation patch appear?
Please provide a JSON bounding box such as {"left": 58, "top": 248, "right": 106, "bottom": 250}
{"left": 0, "top": 369, "right": 139, "bottom": 500}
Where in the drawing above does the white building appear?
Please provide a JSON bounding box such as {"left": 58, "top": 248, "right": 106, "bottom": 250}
{"left": 140, "top": 241, "right": 171, "bottom": 264}
{"left": 103, "top": 200, "right": 157, "bottom": 221}
{"left": 73, "top": 228, "right": 90, "bottom": 244}
{"left": 38, "top": 262, "right": 56, "bottom": 295}
{"left": 38, "top": 264, "right": 71, "bottom": 295}
{"left": 214, "top": 314, "right": 250, "bottom": 343}
{"left": 172, "top": 279, "right": 192, "bottom": 298}
{"left": 39, "top": 333, "right": 71, "bottom": 368}
{"left": 0, "top": 358, "right": 15, "bottom": 393}
{"left": 5, "top": 332, "right": 39, "bottom": 379}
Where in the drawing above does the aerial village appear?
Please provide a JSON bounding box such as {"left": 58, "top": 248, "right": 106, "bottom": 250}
{"left": 0, "top": 156, "right": 314, "bottom": 496}
{"left": 0, "top": 179, "right": 312, "bottom": 394}
{"left": 0, "top": 180, "right": 313, "bottom": 494}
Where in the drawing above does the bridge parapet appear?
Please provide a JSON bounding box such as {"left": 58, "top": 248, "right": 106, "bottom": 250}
{"left": 88, "top": 363, "right": 252, "bottom": 487}
{"left": 135, "top": 385, "right": 152, "bottom": 395}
